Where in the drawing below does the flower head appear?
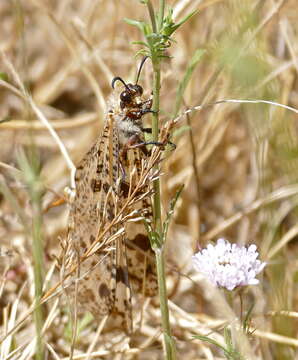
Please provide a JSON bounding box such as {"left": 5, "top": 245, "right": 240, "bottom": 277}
{"left": 192, "top": 238, "right": 266, "bottom": 291}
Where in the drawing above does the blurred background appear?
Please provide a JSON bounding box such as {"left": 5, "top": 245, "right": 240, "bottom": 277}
{"left": 1, "top": 0, "right": 298, "bottom": 359}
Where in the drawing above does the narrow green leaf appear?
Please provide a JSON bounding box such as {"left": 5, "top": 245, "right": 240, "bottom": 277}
{"left": 143, "top": 217, "right": 162, "bottom": 249}
{"left": 135, "top": 49, "right": 150, "bottom": 58}
{"left": 224, "top": 327, "right": 233, "bottom": 351}
{"left": 124, "top": 18, "right": 147, "bottom": 33}
{"left": 131, "top": 41, "right": 150, "bottom": 48}
{"left": 243, "top": 302, "right": 254, "bottom": 333}
{"left": 162, "top": 185, "right": 184, "bottom": 243}
{"left": 163, "top": 9, "right": 198, "bottom": 37}
{"left": 192, "top": 335, "right": 229, "bottom": 353}
{"left": 170, "top": 10, "right": 198, "bottom": 34}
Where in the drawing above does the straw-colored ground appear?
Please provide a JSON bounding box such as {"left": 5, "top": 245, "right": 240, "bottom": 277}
{"left": 1, "top": 0, "right": 298, "bottom": 359}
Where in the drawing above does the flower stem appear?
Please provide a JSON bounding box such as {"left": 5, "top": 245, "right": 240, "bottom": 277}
{"left": 152, "top": 63, "right": 162, "bottom": 233}
{"left": 152, "top": 47, "right": 176, "bottom": 360}
{"left": 148, "top": 1, "right": 176, "bottom": 358}
{"left": 21, "top": 148, "right": 45, "bottom": 360}
{"left": 158, "top": 0, "right": 165, "bottom": 30}
{"left": 147, "top": 0, "right": 157, "bottom": 33}
{"left": 155, "top": 248, "right": 177, "bottom": 359}
{"left": 32, "top": 198, "right": 45, "bottom": 360}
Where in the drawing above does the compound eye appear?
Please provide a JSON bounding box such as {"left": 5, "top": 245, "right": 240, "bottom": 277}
{"left": 120, "top": 91, "right": 132, "bottom": 103}
{"left": 134, "top": 84, "right": 143, "bottom": 95}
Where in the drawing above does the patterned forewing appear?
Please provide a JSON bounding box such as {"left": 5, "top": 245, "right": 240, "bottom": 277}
{"left": 66, "top": 114, "right": 120, "bottom": 317}
{"left": 124, "top": 148, "right": 158, "bottom": 298}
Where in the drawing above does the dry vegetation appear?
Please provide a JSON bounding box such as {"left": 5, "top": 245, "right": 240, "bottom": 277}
{"left": 1, "top": 0, "right": 298, "bottom": 359}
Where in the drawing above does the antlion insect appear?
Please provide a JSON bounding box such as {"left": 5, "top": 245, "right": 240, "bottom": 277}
{"left": 61, "top": 57, "right": 169, "bottom": 332}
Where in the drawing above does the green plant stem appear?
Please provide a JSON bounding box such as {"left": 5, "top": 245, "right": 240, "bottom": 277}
{"left": 20, "top": 147, "right": 45, "bottom": 360}
{"left": 148, "top": 1, "right": 176, "bottom": 358}
{"left": 147, "top": 0, "right": 157, "bottom": 33}
{"left": 158, "top": 0, "right": 165, "bottom": 31}
{"left": 152, "top": 63, "right": 162, "bottom": 232}
{"left": 152, "top": 63, "right": 176, "bottom": 359}
{"left": 155, "top": 248, "right": 177, "bottom": 359}
{"left": 31, "top": 191, "right": 45, "bottom": 360}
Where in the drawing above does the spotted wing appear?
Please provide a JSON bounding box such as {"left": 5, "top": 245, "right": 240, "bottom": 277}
{"left": 64, "top": 113, "right": 132, "bottom": 331}
{"left": 123, "top": 148, "right": 158, "bottom": 299}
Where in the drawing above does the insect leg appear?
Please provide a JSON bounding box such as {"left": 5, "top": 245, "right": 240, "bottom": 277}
{"left": 130, "top": 139, "right": 176, "bottom": 151}
{"left": 141, "top": 127, "right": 152, "bottom": 133}
{"left": 141, "top": 127, "right": 176, "bottom": 150}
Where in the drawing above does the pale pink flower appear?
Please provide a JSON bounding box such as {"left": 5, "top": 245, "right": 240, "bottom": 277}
{"left": 192, "top": 238, "right": 266, "bottom": 291}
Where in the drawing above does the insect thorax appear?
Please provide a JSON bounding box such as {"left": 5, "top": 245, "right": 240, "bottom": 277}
{"left": 109, "top": 83, "right": 152, "bottom": 147}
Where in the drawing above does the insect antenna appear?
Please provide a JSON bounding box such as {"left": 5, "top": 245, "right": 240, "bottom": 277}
{"left": 111, "top": 76, "right": 130, "bottom": 91}
{"left": 135, "top": 56, "right": 149, "bottom": 85}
